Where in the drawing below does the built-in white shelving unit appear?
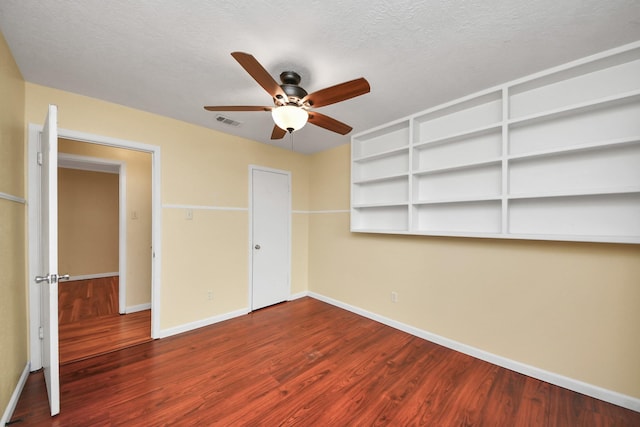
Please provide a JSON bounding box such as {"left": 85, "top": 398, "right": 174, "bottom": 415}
{"left": 351, "top": 41, "right": 640, "bottom": 244}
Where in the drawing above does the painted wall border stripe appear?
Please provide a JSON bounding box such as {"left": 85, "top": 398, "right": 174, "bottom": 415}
{"left": 0, "top": 191, "right": 26, "bottom": 204}
{"left": 293, "top": 209, "right": 349, "bottom": 214}
{"left": 163, "top": 204, "right": 248, "bottom": 211}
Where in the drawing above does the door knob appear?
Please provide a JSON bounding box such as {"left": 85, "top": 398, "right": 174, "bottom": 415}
{"left": 254, "top": 244, "right": 261, "bottom": 250}
{"left": 35, "top": 273, "right": 70, "bottom": 284}
{"left": 35, "top": 274, "right": 51, "bottom": 284}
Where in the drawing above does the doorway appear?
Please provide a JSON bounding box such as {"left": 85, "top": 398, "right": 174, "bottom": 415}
{"left": 249, "top": 166, "right": 291, "bottom": 310}
{"left": 56, "top": 150, "right": 152, "bottom": 363}
{"left": 27, "top": 125, "right": 162, "bottom": 370}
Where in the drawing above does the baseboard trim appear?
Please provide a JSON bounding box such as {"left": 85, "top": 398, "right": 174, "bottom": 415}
{"left": 157, "top": 308, "right": 249, "bottom": 339}
{"left": 66, "top": 272, "right": 119, "bottom": 282}
{"left": 289, "top": 291, "right": 309, "bottom": 301}
{"left": 307, "top": 292, "right": 640, "bottom": 413}
{"left": 1, "top": 362, "right": 30, "bottom": 426}
{"left": 125, "top": 303, "right": 151, "bottom": 314}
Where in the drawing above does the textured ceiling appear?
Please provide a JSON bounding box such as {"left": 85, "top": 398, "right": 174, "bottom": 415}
{"left": 1, "top": 0, "right": 639, "bottom": 154}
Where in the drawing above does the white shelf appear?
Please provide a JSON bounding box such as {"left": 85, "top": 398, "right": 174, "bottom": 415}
{"left": 353, "top": 172, "right": 409, "bottom": 185}
{"left": 353, "top": 146, "right": 409, "bottom": 163}
{"left": 413, "top": 123, "right": 502, "bottom": 149}
{"left": 414, "top": 158, "right": 501, "bottom": 176}
{"left": 351, "top": 41, "right": 640, "bottom": 244}
{"left": 508, "top": 136, "right": 640, "bottom": 161}
{"left": 507, "top": 89, "right": 640, "bottom": 128}
{"left": 509, "top": 186, "right": 640, "bottom": 200}
{"left": 353, "top": 202, "right": 409, "bottom": 208}
{"left": 414, "top": 195, "right": 502, "bottom": 205}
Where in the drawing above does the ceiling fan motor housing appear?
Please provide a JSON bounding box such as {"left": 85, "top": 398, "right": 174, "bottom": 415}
{"left": 278, "top": 71, "right": 308, "bottom": 105}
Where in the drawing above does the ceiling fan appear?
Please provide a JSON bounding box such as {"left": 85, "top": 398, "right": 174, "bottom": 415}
{"left": 204, "top": 52, "right": 370, "bottom": 140}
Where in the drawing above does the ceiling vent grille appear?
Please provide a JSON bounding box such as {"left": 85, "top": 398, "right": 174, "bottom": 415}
{"left": 215, "top": 114, "right": 242, "bottom": 127}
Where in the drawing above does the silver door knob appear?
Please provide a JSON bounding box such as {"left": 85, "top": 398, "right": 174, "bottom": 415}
{"left": 254, "top": 244, "right": 261, "bottom": 250}
{"left": 35, "top": 274, "right": 51, "bottom": 284}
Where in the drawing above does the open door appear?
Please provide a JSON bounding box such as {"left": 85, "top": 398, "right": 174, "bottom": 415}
{"left": 34, "top": 104, "right": 62, "bottom": 416}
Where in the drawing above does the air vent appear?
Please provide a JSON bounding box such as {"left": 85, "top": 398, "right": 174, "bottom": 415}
{"left": 215, "top": 114, "right": 242, "bottom": 127}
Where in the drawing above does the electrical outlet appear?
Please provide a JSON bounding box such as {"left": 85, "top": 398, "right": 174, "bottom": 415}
{"left": 186, "top": 209, "right": 193, "bottom": 220}
{"left": 207, "top": 290, "right": 213, "bottom": 300}
{"left": 391, "top": 291, "right": 398, "bottom": 303}
{"left": 131, "top": 210, "right": 138, "bottom": 220}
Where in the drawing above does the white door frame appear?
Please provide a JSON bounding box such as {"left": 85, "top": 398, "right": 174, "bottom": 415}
{"left": 247, "top": 165, "right": 291, "bottom": 310}
{"left": 28, "top": 125, "right": 162, "bottom": 369}
{"left": 58, "top": 153, "right": 127, "bottom": 314}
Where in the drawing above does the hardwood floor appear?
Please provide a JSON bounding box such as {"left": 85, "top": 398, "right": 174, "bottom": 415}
{"left": 12, "top": 298, "right": 639, "bottom": 426}
{"left": 59, "top": 277, "right": 119, "bottom": 324}
{"left": 58, "top": 277, "right": 151, "bottom": 364}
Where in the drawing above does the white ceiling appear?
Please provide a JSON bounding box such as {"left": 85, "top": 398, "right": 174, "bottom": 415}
{"left": 1, "top": 1, "right": 639, "bottom": 154}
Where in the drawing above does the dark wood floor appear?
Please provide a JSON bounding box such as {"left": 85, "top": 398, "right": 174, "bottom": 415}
{"left": 58, "top": 277, "right": 151, "bottom": 364}
{"left": 12, "top": 298, "right": 639, "bottom": 426}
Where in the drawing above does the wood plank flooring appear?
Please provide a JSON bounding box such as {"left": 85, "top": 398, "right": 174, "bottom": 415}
{"left": 58, "top": 277, "right": 151, "bottom": 364}
{"left": 12, "top": 298, "right": 640, "bottom": 426}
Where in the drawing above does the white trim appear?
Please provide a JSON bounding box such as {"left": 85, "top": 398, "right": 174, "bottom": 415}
{"left": 288, "top": 291, "right": 309, "bottom": 300}
{"left": 292, "top": 209, "right": 349, "bottom": 214}
{"left": 162, "top": 203, "right": 248, "bottom": 212}
{"left": 248, "top": 165, "right": 292, "bottom": 311}
{"left": 58, "top": 153, "right": 128, "bottom": 314}
{"left": 58, "top": 156, "right": 119, "bottom": 174}
{"left": 1, "top": 362, "right": 30, "bottom": 426}
{"left": 158, "top": 308, "right": 249, "bottom": 338}
{"left": 125, "top": 303, "right": 151, "bottom": 314}
{"left": 0, "top": 191, "right": 26, "bottom": 204}
{"left": 307, "top": 292, "right": 640, "bottom": 413}
{"left": 63, "top": 272, "right": 119, "bottom": 282}
{"left": 28, "top": 124, "right": 162, "bottom": 370}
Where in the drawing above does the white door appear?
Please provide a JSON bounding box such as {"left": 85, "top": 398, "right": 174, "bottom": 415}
{"left": 35, "top": 105, "right": 61, "bottom": 416}
{"left": 250, "top": 167, "right": 290, "bottom": 310}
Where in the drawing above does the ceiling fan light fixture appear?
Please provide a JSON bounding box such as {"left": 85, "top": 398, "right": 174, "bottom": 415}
{"left": 271, "top": 105, "right": 308, "bottom": 133}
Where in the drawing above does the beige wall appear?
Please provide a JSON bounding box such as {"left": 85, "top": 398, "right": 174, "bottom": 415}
{"left": 25, "top": 83, "right": 311, "bottom": 331}
{"left": 57, "top": 139, "right": 152, "bottom": 307}
{"left": 0, "top": 31, "right": 27, "bottom": 418}
{"left": 58, "top": 168, "right": 119, "bottom": 276}
{"left": 308, "top": 143, "right": 640, "bottom": 400}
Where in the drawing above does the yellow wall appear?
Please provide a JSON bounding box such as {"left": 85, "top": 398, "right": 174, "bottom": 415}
{"left": 25, "top": 83, "right": 311, "bottom": 330}
{"left": 308, "top": 143, "right": 640, "bottom": 400}
{"left": 58, "top": 168, "right": 119, "bottom": 275}
{"left": 57, "top": 139, "right": 152, "bottom": 307}
{"left": 0, "top": 31, "right": 27, "bottom": 418}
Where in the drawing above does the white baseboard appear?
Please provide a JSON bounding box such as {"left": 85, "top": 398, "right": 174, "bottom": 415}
{"left": 66, "top": 272, "right": 119, "bottom": 282}
{"left": 308, "top": 292, "right": 640, "bottom": 413}
{"left": 289, "top": 291, "right": 309, "bottom": 301}
{"left": 125, "top": 303, "right": 151, "bottom": 314}
{"left": 157, "top": 308, "right": 249, "bottom": 339}
{"left": 1, "top": 362, "right": 30, "bottom": 426}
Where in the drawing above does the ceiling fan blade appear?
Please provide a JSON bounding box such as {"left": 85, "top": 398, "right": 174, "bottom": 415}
{"left": 204, "top": 106, "right": 271, "bottom": 112}
{"left": 303, "top": 78, "right": 370, "bottom": 108}
{"left": 231, "top": 52, "right": 288, "bottom": 102}
{"left": 270, "top": 125, "right": 287, "bottom": 140}
{"left": 308, "top": 112, "right": 353, "bottom": 135}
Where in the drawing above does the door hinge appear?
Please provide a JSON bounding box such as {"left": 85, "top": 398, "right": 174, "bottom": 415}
{"left": 39, "top": 326, "right": 44, "bottom": 340}
{"left": 37, "top": 151, "right": 43, "bottom": 166}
